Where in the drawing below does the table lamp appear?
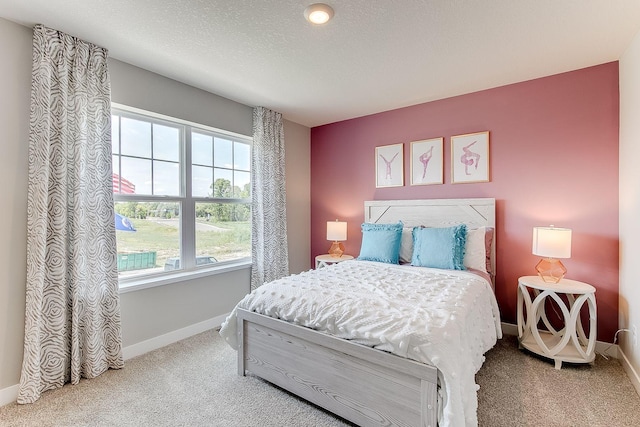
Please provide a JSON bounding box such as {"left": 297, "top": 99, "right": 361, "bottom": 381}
{"left": 327, "top": 220, "right": 347, "bottom": 258}
{"left": 532, "top": 225, "right": 572, "bottom": 283}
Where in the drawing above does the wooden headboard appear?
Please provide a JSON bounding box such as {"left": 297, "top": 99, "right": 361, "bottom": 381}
{"left": 364, "top": 198, "right": 496, "bottom": 276}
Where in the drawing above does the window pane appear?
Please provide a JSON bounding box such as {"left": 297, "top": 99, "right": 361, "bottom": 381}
{"left": 153, "top": 160, "right": 180, "bottom": 196}
{"left": 121, "top": 117, "right": 151, "bottom": 158}
{"left": 111, "top": 156, "right": 135, "bottom": 194}
{"left": 233, "top": 171, "right": 250, "bottom": 197}
{"left": 153, "top": 124, "right": 180, "bottom": 162}
{"left": 121, "top": 157, "right": 152, "bottom": 195}
{"left": 192, "top": 132, "right": 213, "bottom": 166}
{"left": 115, "top": 201, "right": 181, "bottom": 277}
{"left": 192, "top": 165, "right": 213, "bottom": 197}
{"left": 213, "top": 169, "right": 233, "bottom": 198}
{"left": 195, "top": 202, "right": 251, "bottom": 263}
{"left": 214, "top": 137, "right": 233, "bottom": 168}
{"left": 111, "top": 115, "right": 119, "bottom": 154}
{"left": 112, "top": 156, "right": 121, "bottom": 194}
{"left": 113, "top": 156, "right": 120, "bottom": 176}
{"left": 113, "top": 108, "right": 252, "bottom": 280}
{"left": 113, "top": 172, "right": 136, "bottom": 195}
{"left": 234, "top": 141, "right": 250, "bottom": 171}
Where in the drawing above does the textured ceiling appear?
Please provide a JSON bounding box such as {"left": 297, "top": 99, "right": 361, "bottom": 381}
{"left": 1, "top": 0, "right": 639, "bottom": 127}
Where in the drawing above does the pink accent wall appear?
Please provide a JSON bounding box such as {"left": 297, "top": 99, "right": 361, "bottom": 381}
{"left": 310, "top": 62, "right": 619, "bottom": 341}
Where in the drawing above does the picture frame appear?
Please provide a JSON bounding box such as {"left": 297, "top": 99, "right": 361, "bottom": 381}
{"left": 451, "top": 131, "right": 490, "bottom": 184}
{"left": 375, "top": 143, "right": 404, "bottom": 188}
{"left": 410, "top": 138, "right": 443, "bottom": 185}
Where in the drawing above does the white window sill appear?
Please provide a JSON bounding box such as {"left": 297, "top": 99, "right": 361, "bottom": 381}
{"left": 118, "top": 259, "right": 251, "bottom": 294}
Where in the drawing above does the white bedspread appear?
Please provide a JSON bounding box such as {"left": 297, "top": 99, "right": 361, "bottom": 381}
{"left": 220, "top": 260, "right": 502, "bottom": 427}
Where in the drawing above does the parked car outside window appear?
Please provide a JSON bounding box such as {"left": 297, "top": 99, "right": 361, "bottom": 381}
{"left": 164, "top": 256, "right": 217, "bottom": 271}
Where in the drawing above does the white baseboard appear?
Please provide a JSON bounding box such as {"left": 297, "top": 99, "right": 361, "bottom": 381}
{"left": 619, "top": 347, "right": 640, "bottom": 397}
{"left": 500, "top": 322, "right": 518, "bottom": 336}
{"left": 500, "top": 322, "right": 618, "bottom": 358}
{"left": 0, "top": 314, "right": 229, "bottom": 408}
{"left": 122, "top": 313, "right": 229, "bottom": 360}
{"left": 0, "top": 384, "right": 19, "bottom": 408}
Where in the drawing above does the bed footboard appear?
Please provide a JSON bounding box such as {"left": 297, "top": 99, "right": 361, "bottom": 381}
{"left": 236, "top": 308, "right": 439, "bottom": 427}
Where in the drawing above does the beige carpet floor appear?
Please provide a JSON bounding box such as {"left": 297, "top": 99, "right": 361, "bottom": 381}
{"left": 1, "top": 331, "right": 639, "bottom": 426}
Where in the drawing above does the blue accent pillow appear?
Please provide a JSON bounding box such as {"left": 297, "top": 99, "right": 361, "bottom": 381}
{"left": 411, "top": 224, "right": 467, "bottom": 270}
{"left": 357, "top": 221, "right": 403, "bottom": 264}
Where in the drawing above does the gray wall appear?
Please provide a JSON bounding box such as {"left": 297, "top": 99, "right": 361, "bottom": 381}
{"left": 108, "top": 59, "right": 253, "bottom": 349}
{"left": 0, "top": 18, "right": 31, "bottom": 395}
{"left": 0, "top": 18, "right": 310, "bottom": 398}
{"left": 284, "top": 119, "right": 311, "bottom": 274}
{"left": 109, "top": 59, "right": 253, "bottom": 137}
{"left": 619, "top": 28, "right": 640, "bottom": 390}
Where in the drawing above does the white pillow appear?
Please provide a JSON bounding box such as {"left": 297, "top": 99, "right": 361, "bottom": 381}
{"left": 463, "top": 226, "right": 494, "bottom": 274}
{"left": 399, "top": 227, "right": 414, "bottom": 264}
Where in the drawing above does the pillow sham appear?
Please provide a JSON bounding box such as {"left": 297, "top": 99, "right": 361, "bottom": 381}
{"left": 399, "top": 227, "right": 415, "bottom": 264}
{"left": 411, "top": 224, "right": 467, "bottom": 270}
{"left": 357, "top": 221, "right": 403, "bottom": 264}
{"left": 463, "top": 226, "right": 494, "bottom": 274}
{"left": 484, "top": 227, "right": 495, "bottom": 273}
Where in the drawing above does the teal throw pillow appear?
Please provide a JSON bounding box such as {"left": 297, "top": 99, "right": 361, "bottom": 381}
{"left": 357, "top": 221, "right": 403, "bottom": 264}
{"left": 411, "top": 224, "right": 467, "bottom": 270}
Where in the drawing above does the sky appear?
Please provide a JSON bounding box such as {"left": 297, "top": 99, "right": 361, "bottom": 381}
{"left": 112, "top": 116, "right": 250, "bottom": 196}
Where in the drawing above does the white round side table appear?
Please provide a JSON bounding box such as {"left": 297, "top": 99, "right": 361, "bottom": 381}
{"left": 315, "top": 254, "right": 354, "bottom": 269}
{"left": 517, "top": 275, "right": 597, "bottom": 369}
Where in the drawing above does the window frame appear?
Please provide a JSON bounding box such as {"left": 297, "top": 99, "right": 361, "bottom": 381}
{"left": 112, "top": 104, "right": 252, "bottom": 292}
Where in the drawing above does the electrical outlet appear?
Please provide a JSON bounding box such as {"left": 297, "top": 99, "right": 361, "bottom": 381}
{"left": 633, "top": 325, "right": 638, "bottom": 348}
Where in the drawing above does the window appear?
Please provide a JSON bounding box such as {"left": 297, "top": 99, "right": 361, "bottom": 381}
{"left": 112, "top": 107, "right": 251, "bottom": 280}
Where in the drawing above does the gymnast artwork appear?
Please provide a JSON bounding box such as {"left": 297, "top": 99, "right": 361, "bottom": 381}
{"left": 375, "top": 143, "right": 404, "bottom": 188}
{"left": 451, "top": 131, "right": 490, "bottom": 184}
{"left": 460, "top": 141, "right": 481, "bottom": 175}
{"left": 410, "top": 138, "right": 443, "bottom": 185}
{"left": 379, "top": 152, "right": 398, "bottom": 180}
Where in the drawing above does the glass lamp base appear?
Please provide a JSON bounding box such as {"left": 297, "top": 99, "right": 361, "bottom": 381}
{"left": 328, "top": 241, "right": 345, "bottom": 258}
{"left": 535, "top": 258, "right": 567, "bottom": 283}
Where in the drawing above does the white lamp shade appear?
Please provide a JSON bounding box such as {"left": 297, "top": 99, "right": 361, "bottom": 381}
{"left": 327, "top": 220, "right": 347, "bottom": 241}
{"left": 532, "top": 226, "right": 572, "bottom": 258}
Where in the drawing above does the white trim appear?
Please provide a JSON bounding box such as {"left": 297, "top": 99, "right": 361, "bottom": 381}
{"left": 501, "top": 322, "right": 518, "bottom": 336}
{"left": 619, "top": 347, "right": 640, "bottom": 397}
{"left": 119, "top": 260, "right": 250, "bottom": 293}
{"left": 0, "top": 384, "right": 19, "bottom": 408}
{"left": 501, "top": 321, "right": 617, "bottom": 359}
{"left": 2, "top": 319, "right": 634, "bottom": 407}
{"left": 596, "top": 340, "right": 619, "bottom": 359}
{"left": 0, "top": 315, "right": 229, "bottom": 408}
{"left": 123, "top": 313, "right": 229, "bottom": 360}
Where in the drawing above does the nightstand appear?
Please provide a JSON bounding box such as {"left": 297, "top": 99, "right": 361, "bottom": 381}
{"left": 517, "top": 275, "right": 597, "bottom": 369}
{"left": 315, "top": 254, "right": 354, "bottom": 269}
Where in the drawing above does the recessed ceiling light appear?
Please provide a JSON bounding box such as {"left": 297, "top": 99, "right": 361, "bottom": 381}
{"left": 304, "top": 3, "right": 334, "bottom": 25}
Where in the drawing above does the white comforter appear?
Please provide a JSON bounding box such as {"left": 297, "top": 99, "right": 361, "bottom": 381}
{"left": 219, "top": 260, "right": 502, "bottom": 427}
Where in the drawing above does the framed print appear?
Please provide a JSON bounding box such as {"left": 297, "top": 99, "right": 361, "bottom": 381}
{"left": 375, "top": 143, "right": 404, "bottom": 188}
{"left": 410, "top": 138, "right": 443, "bottom": 185}
{"left": 451, "top": 131, "right": 490, "bottom": 184}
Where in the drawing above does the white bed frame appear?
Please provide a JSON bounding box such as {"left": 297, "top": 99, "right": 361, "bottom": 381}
{"left": 236, "top": 198, "right": 496, "bottom": 427}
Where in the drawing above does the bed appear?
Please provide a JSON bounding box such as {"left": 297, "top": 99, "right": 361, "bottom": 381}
{"left": 220, "top": 198, "right": 501, "bottom": 427}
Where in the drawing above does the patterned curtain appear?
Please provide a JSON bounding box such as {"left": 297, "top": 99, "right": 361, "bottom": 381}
{"left": 251, "top": 107, "right": 289, "bottom": 290}
{"left": 18, "top": 25, "right": 123, "bottom": 404}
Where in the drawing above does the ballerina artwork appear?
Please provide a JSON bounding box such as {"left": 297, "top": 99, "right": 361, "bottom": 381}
{"left": 375, "top": 143, "right": 404, "bottom": 187}
{"left": 451, "top": 131, "right": 490, "bottom": 184}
